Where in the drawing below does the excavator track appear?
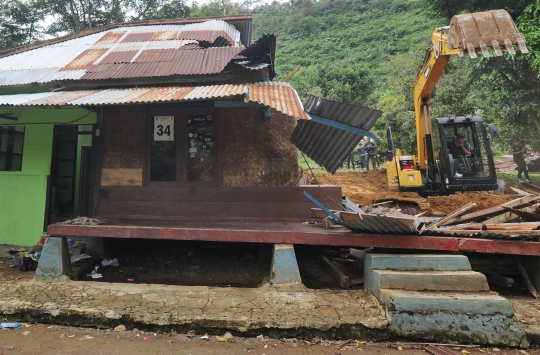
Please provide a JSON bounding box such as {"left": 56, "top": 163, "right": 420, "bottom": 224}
{"left": 448, "top": 9, "right": 528, "bottom": 58}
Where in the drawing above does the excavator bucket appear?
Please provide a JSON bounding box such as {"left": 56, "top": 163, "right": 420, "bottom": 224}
{"left": 448, "top": 9, "right": 528, "bottom": 59}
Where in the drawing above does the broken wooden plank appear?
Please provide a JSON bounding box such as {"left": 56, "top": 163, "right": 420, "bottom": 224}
{"left": 426, "top": 202, "right": 477, "bottom": 230}
{"left": 486, "top": 273, "right": 514, "bottom": 287}
{"left": 321, "top": 255, "right": 349, "bottom": 289}
{"left": 520, "top": 182, "right": 540, "bottom": 195}
{"left": 440, "top": 195, "right": 540, "bottom": 226}
{"left": 483, "top": 211, "right": 519, "bottom": 224}
{"left": 510, "top": 187, "right": 531, "bottom": 196}
{"left": 515, "top": 257, "right": 540, "bottom": 299}
{"left": 503, "top": 206, "right": 540, "bottom": 222}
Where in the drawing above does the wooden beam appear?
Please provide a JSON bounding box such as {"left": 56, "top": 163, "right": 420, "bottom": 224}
{"left": 321, "top": 255, "right": 349, "bottom": 289}
{"left": 441, "top": 195, "right": 540, "bottom": 226}
{"left": 459, "top": 238, "right": 540, "bottom": 256}
{"left": 426, "top": 202, "right": 476, "bottom": 230}
{"left": 515, "top": 257, "right": 540, "bottom": 299}
{"left": 486, "top": 273, "right": 514, "bottom": 287}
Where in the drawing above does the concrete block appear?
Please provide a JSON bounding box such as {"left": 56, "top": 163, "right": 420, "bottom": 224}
{"left": 365, "top": 253, "right": 471, "bottom": 272}
{"left": 35, "top": 236, "right": 72, "bottom": 280}
{"left": 365, "top": 270, "right": 489, "bottom": 297}
{"left": 270, "top": 244, "right": 301, "bottom": 285}
{"left": 387, "top": 309, "right": 528, "bottom": 347}
{"left": 380, "top": 290, "right": 515, "bottom": 317}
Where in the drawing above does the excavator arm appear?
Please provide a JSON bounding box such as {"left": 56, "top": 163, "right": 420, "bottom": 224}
{"left": 387, "top": 9, "right": 527, "bottom": 196}
{"left": 414, "top": 9, "right": 528, "bottom": 172}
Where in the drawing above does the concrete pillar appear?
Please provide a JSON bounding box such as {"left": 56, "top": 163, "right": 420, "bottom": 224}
{"left": 269, "top": 244, "right": 302, "bottom": 284}
{"left": 35, "top": 236, "right": 71, "bottom": 280}
{"left": 86, "top": 237, "right": 106, "bottom": 258}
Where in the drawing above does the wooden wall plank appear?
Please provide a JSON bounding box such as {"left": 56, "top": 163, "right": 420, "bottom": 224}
{"left": 100, "top": 185, "right": 342, "bottom": 203}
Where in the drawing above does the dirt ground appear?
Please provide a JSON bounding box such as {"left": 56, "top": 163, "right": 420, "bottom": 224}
{"left": 313, "top": 169, "right": 517, "bottom": 215}
{"left": 0, "top": 242, "right": 361, "bottom": 291}
{"left": 1, "top": 323, "right": 538, "bottom": 355}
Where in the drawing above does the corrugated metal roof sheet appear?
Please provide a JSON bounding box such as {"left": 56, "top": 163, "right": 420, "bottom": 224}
{"left": 0, "top": 82, "right": 306, "bottom": 119}
{"left": 291, "top": 95, "right": 382, "bottom": 174}
{"left": 0, "top": 19, "right": 248, "bottom": 86}
{"left": 338, "top": 215, "right": 417, "bottom": 234}
{"left": 247, "top": 82, "right": 308, "bottom": 120}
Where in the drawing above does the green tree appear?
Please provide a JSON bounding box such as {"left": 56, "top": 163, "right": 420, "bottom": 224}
{"left": 0, "top": 0, "right": 45, "bottom": 50}
{"left": 45, "top": 0, "right": 190, "bottom": 35}
{"left": 190, "top": 0, "right": 255, "bottom": 17}
{"left": 289, "top": 62, "right": 373, "bottom": 106}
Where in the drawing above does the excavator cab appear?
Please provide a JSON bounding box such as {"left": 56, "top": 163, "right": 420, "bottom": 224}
{"left": 435, "top": 116, "right": 498, "bottom": 192}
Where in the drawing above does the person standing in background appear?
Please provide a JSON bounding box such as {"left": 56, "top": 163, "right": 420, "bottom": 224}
{"left": 364, "top": 139, "right": 377, "bottom": 171}
{"left": 511, "top": 138, "right": 530, "bottom": 182}
{"left": 345, "top": 150, "right": 355, "bottom": 170}
{"left": 357, "top": 144, "right": 366, "bottom": 170}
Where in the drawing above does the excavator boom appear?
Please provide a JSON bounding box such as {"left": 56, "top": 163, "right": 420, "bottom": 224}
{"left": 387, "top": 9, "right": 528, "bottom": 196}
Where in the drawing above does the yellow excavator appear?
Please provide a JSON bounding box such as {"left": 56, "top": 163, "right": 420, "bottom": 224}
{"left": 386, "top": 9, "right": 528, "bottom": 197}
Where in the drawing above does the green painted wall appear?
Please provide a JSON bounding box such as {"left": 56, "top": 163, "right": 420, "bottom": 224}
{"left": 0, "top": 106, "right": 96, "bottom": 246}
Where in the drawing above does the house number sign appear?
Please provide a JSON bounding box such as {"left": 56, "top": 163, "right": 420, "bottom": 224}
{"left": 154, "top": 116, "right": 174, "bottom": 141}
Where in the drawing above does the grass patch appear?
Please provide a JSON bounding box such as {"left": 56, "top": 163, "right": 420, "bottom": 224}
{"left": 497, "top": 171, "right": 540, "bottom": 188}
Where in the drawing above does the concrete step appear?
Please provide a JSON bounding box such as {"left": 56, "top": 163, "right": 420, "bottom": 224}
{"left": 365, "top": 253, "right": 472, "bottom": 272}
{"left": 379, "top": 289, "right": 527, "bottom": 347}
{"left": 379, "top": 289, "right": 514, "bottom": 316}
{"left": 366, "top": 270, "right": 489, "bottom": 297}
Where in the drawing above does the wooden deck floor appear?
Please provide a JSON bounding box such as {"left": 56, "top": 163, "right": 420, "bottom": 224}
{"left": 47, "top": 220, "right": 540, "bottom": 256}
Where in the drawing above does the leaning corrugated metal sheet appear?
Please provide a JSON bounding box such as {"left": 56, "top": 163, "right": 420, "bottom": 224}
{"left": 338, "top": 216, "right": 417, "bottom": 234}
{"left": 0, "top": 19, "right": 245, "bottom": 86}
{"left": 0, "top": 82, "right": 307, "bottom": 120}
{"left": 291, "top": 95, "right": 382, "bottom": 174}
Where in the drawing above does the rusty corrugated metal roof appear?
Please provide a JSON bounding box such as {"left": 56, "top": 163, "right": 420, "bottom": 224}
{"left": 0, "top": 82, "right": 307, "bottom": 119}
{"left": 291, "top": 95, "right": 382, "bottom": 174}
{"left": 247, "top": 82, "right": 308, "bottom": 120}
{"left": 0, "top": 19, "right": 252, "bottom": 86}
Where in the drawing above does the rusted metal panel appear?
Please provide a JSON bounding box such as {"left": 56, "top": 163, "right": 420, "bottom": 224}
{"left": 99, "top": 50, "right": 138, "bottom": 64}
{"left": 291, "top": 95, "right": 382, "bottom": 173}
{"left": 246, "top": 82, "right": 308, "bottom": 120}
{"left": 95, "top": 31, "right": 127, "bottom": 44}
{"left": 177, "top": 30, "right": 234, "bottom": 46}
{"left": 61, "top": 49, "right": 109, "bottom": 70}
{"left": 122, "top": 30, "right": 178, "bottom": 43}
{"left": 134, "top": 48, "right": 176, "bottom": 63}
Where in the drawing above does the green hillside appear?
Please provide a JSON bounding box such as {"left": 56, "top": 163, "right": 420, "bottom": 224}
{"left": 252, "top": 0, "right": 540, "bottom": 157}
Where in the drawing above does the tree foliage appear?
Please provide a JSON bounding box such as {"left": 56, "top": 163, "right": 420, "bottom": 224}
{"left": 0, "top": 0, "right": 45, "bottom": 50}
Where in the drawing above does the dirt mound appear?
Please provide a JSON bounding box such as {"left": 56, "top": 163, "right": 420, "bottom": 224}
{"left": 311, "top": 169, "right": 517, "bottom": 216}
{"left": 428, "top": 194, "right": 516, "bottom": 216}
{"left": 312, "top": 169, "right": 426, "bottom": 207}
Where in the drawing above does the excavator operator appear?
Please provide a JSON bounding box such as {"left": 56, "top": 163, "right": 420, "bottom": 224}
{"left": 448, "top": 134, "right": 472, "bottom": 159}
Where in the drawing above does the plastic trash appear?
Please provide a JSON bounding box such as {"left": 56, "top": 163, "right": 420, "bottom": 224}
{"left": 0, "top": 323, "right": 21, "bottom": 329}
{"left": 71, "top": 254, "right": 92, "bottom": 263}
{"left": 101, "top": 258, "right": 119, "bottom": 267}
